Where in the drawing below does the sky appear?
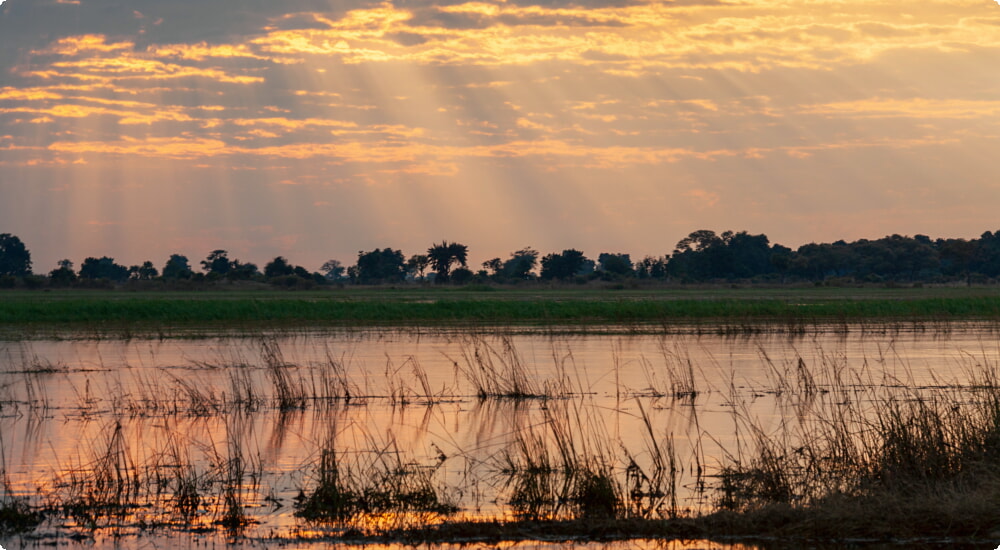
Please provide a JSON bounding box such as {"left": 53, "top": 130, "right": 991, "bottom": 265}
{"left": 1, "top": 0, "right": 1000, "bottom": 273}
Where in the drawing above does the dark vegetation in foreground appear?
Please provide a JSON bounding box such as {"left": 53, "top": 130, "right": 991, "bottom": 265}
{"left": 286, "top": 383, "right": 1000, "bottom": 544}
{"left": 272, "top": 353, "right": 1000, "bottom": 545}
{"left": 4, "top": 335, "right": 1000, "bottom": 545}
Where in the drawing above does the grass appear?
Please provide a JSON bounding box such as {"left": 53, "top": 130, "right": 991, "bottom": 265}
{"left": 295, "top": 424, "right": 458, "bottom": 531}
{"left": 2, "top": 287, "right": 1000, "bottom": 336}
{"left": 10, "top": 330, "right": 1000, "bottom": 546}
{"left": 0, "top": 433, "right": 41, "bottom": 534}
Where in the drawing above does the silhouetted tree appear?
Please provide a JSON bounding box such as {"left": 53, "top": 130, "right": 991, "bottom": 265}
{"left": 502, "top": 247, "right": 539, "bottom": 280}
{"left": 201, "top": 250, "right": 233, "bottom": 276}
{"left": 972, "top": 231, "right": 1000, "bottom": 278}
{"left": 264, "top": 257, "right": 295, "bottom": 278}
{"left": 406, "top": 254, "right": 430, "bottom": 280}
{"left": 227, "top": 260, "right": 259, "bottom": 281}
{"left": 668, "top": 230, "right": 779, "bottom": 281}
{"left": 450, "top": 267, "right": 474, "bottom": 285}
{"left": 355, "top": 248, "right": 405, "bottom": 284}
{"left": 636, "top": 256, "right": 668, "bottom": 279}
{"left": 48, "top": 259, "right": 77, "bottom": 286}
{"left": 427, "top": 241, "right": 468, "bottom": 283}
{"left": 937, "top": 237, "right": 976, "bottom": 283}
{"left": 321, "top": 259, "right": 345, "bottom": 280}
{"left": 598, "top": 253, "right": 633, "bottom": 277}
{"left": 482, "top": 258, "right": 503, "bottom": 278}
{"left": 79, "top": 256, "right": 129, "bottom": 282}
{"left": 540, "top": 249, "right": 589, "bottom": 280}
{"left": 131, "top": 261, "right": 158, "bottom": 280}
{"left": 674, "top": 230, "right": 722, "bottom": 254}
{"left": 0, "top": 233, "right": 31, "bottom": 276}
{"left": 162, "top": 254, "right": 193, "bottom": 279}
{"left": 770, "top": 245, "right": 793, "bottom": 283}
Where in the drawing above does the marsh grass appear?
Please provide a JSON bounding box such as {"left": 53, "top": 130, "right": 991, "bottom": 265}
{"left": 495, "top": 398, "right": 688, "bottom": 522}
{"left": 385, "top": 355, "right": 446, "bottom": 405}
{"left": 11, "top": 331, "right": 1000, "bottom": 544}
{"left": 61, "top": 420, "right": 142, "bottom": 528}
{"left": 453, "top": 335, "right": 543, "bottom": 399}
{"left": 261, "top": 338, "right": 308, "bottom": 411}
{"left": 713, "top": 351, "right": 1000, "bottom": 538}
{"left": 631, "top": 341, "right": 702, "bottom": 400}
{"left": 452, "top": 334, "right": 579, "bottom": 400}
{"left": 0, "top": 433, "right": 41, "bottom": 534}
{"left": 295, "top": 424, "right": 457, "bottom": 531}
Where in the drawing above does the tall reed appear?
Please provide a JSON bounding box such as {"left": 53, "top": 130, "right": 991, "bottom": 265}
{"left": 714, "top": 353, "right": 1000, "bottom": 538}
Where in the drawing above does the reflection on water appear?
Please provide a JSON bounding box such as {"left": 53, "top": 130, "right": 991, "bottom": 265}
{"left": 1, "top": 326, "right": 999, "bottom": 548}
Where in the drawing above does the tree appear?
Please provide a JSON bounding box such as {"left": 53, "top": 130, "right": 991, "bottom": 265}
{"left": 668, "top": 230, "right": 777, "bottom": 281}
{"left": 501, "top": 247, "right": 539, "bottom": 280}
{"left": 201, "top": 250, "right": 233, "bottom": 275}
{"left": 540, "top": 249, "right": 589, "bottom": 280}
{"left": 355, "top": 248, "right": 405, "bottom": 284}
{"left": 79, "top": 257, "right": 130, "bottom": 282}
{"left": 427, "top": 241, "right": 468, "bottom": 283}
{"left": 0, "top": 233, "right": 31, "bottom": 276}
{"left": 636, "top": 256, "right": 668, "bottom": 279}
{"left": 162, "top": 254, "right": 193, "bottom": 279}
{"left": 724, "top": 231, "right": 773, "bottom": 279}
{"left": 406, "top": 254, "right": 430, "bottom": 280}
{"left": 227, "top": 260, "right": 259, "bottom": 281}
{"left": 450, "top": 267, "right": 474, "bottom": 285}
{"left": 264, "top": 256, "right": 295, "bottom": 278}
{"left": 482, "top": 258, "right": 503, "bottom": 278}
{"left": 49, "top": 259, "right": 77, "bottom": 286}
{"left": 597, "top": 253, "right": 633, "bottom": 277}
{"left": 673, "top": 230, "right": 722, "bottom": 254}
{"left": 937, "top": 237, "right": 976, "bottom": 283}
{"left": 131, "top": 261, "right": 159, "bottom": 280}
{"left": 320, "top": 259, "right": 345, "bottom": 280}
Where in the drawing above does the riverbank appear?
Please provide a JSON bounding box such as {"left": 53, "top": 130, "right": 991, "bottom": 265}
{"left": 2, "top": 287, "right": 1000, "bottom": 336}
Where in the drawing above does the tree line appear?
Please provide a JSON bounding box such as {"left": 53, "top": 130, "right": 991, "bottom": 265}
{"left": 1, "top": 229, "right": 1000, "bottom": 288}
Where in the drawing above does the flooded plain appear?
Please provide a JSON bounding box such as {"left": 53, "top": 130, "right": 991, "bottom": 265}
{"left": 2, "top": 324, "right": 999, "bottom": 549}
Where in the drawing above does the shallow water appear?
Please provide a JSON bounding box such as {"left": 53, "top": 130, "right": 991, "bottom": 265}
{"left": 2, "top": 326, "right": 999, "bottom": 548}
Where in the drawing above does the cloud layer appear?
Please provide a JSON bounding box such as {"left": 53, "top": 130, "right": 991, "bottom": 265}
{"left": 2, "top": 0, "right": 1000, "bottom": 269}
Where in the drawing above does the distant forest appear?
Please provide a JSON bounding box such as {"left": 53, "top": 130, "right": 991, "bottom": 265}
{"left": 1, "top": 229, "right": 999, "bottom": 288}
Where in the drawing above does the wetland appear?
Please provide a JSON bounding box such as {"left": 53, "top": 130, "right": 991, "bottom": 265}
{"left": 2, "top": 289, "right": 1000, "bottom": 549}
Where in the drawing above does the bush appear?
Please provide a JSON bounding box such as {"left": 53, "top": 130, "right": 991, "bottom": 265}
{"left": 22, "top": 275, "right": 46, "bottom": 289}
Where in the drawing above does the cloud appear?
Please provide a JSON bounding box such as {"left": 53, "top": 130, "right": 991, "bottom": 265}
{"left": 4, "top": 0, "right": 1000, "bottom": 270}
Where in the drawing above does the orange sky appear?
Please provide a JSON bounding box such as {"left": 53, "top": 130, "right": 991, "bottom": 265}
{"left": 2, "top": 0, "right": 999, "bottom": 271}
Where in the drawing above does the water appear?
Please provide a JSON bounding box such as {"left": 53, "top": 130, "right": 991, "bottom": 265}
{"left": 1, "top": 326, "right": 998, "bottom": 549}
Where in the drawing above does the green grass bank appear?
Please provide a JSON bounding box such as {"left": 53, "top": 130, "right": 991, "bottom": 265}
{"left": 2, "top": 287, "right": 1000, "bottom": 336}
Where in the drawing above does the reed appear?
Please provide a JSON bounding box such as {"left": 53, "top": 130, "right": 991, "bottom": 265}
{"left": 60, "top": 420, "right": 141, "bottom": 528}
{"left": 712, "top": 355, "right": 1000, "bottom": 538}
{"left": 453, "top": 335, "right": 550, "bottom": 399}
{"left": 0, "top": 433, "right": 40, "bottom": 534}
{"left": 261, "top": 338, "right": 308, "bottom": 411}
{"left": 215, "top": 414, "right": 259, "bottom": 531}
{"left": 9, "top": 329, "right": 1000, "bottom": 545}
{"left": 295, "top": 424, "right": 457, "bottom": 530}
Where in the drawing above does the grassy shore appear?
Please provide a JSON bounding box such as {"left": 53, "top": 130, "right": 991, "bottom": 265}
{"left": 1, "top": 286, "right": 1000, "bottom": 335}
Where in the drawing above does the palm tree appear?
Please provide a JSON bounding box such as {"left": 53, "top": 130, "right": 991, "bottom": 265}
{"left": 427, "top": 241, "right": 468, "bottom": 283}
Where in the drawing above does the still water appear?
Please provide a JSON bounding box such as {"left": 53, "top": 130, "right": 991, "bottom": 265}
{"left": 1, "top": 325, "right": 998, "bottom": 548}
